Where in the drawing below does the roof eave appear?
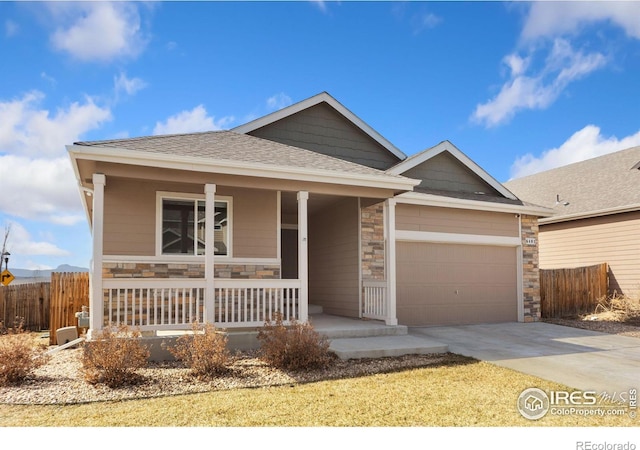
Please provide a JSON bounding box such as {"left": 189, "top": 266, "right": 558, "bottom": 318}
{"left": 396, "top": 191, "right": 555, "bottom": 217}
{"left": 67, "top": 144, "right": 419, "bottom": 192}
{"left": 539, "top": 203, "right": 640, "bottom": 225}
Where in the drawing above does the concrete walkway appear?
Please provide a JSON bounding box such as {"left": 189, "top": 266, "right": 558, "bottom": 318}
{"left": 411, "top": 322, "right": 640, "bottom": 393}
{"left": 309, "top": 314, "right": 449, "bottom": 359}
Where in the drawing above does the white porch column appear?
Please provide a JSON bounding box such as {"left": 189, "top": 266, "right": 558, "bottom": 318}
{"left": 89, "top": 173, "right": 106, "bottom": 336}
{"left": 204, "top": 184, "right": 216, "bottom": 324}
{"left": 385, "top": 198, "right": 398, "bottom": 326}
{"left": 297, "top": 191, "right": 309, "bottom": 323}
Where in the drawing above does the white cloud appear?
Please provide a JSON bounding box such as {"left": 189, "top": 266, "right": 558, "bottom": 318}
{"left": 310, "top": 1, "right": 328, "bottom": 13}
{"left": 474, "top": 2, "right": 640, "bottom": 128}
{"left": 412, "top": 12, "right": 442, "bottom": 35}
{"left": 503, "top": 54, "right": 530, "bottom": 78}
{"left": 0, "top": 91, "right": 110, "bottom": 226}
{"left": 472, "top": 39, "right": 607, "bottom": 127}
{"left": 266, "top": 93, "right": 292, "bottom": 111}
{"left": 5, "top": 221, "right": 70, "bottom": 258}
{"left": 40, "top": 72, "right": 57, "bottom": 86}
{"left": 510, "top": 125, "right": 640, "bottom": 179}
{"left": 5, "top": 19, "right": 19, "bottom": 37}
{"left": 153, "top": 105, "right": 235, "bottom": 135}
{"left": 0, "top": 91, "right": 112, "bottom": 157}
{"left": 0, "top": 155, "right": 85, "bottom": 225}
{"left": 49, "top": 2, "right": 147, "bottom": 62}
{"left": 114, "top": 72, "right": 147, "bottom": 98}
{"left": 521, "top": 2, "right": 640, "bottom": 42}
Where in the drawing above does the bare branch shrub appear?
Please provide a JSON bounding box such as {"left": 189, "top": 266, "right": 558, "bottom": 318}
{"left": 257, "top": 312, "right": 334, "bottom": 371}
{"left": 81, "top": 325, "right": 150, "bottom": 388}
{"left": 0, "top": 322, "right": 49, "bottom": 386}
{"left": 168, "top": 321, "right": 231, "bottom": 379}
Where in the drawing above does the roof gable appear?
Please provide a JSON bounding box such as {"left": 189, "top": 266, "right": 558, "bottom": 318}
{"left": 233, "top": 92, "right": 406, "bottom": 168}
{"left": 387, "top": 140, "right": 518, "bottom": 201}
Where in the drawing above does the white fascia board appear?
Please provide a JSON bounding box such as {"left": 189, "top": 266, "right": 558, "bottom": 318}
{"left": 387, "top": 140, "right": 518, "bottom": 201}
{"left": 68, "top": 144, "right": 419, "bottom": 192}
{"left": 396, "top": 191, "right": 555, "bottom": 217}
{"left": 233, "top": 92, "right": 407, "bottom": 160}
{"left": 68, "top": 147, "right": 94, "bottom": 228}
{"left": 539, "top": 203, "right": 640, "bottom": 225}
{"left": 396, "top": 230, "right": 522, "bottom": 247}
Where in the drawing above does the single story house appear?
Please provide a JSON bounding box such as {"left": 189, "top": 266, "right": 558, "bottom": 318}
{"left": 504, "top": 146, "right": 640, "bottom": 299}
{"left": 68, "top": 92, "right": 551, "bottom": 339}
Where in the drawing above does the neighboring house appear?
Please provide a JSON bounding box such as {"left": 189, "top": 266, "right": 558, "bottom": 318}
{"left": 67, "top": 92, "right": 551, "bottom": 339}
{"left": 504, "top": 146, "right": 640, "bottom": 299}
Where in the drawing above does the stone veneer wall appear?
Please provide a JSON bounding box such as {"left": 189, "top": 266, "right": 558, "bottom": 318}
{"left": 360, "top": 203, "right": 386, "bottom": 280}
{"left": 521, "top": 215, "right": 541, "bottom": 322}
{"left": 103, "top": 262, "right": 280, "bottom": 279}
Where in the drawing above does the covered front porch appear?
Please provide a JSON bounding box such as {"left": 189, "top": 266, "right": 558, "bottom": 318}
{"left": 85, "top": 175, "right": 403, "bottom": 338}
{"left": 89, "top": 174, "right": 312, "bottom": 336}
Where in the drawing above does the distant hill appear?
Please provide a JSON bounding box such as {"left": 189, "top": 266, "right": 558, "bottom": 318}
{"left": 10, "top": 264, "right": 89, "bottom": 280}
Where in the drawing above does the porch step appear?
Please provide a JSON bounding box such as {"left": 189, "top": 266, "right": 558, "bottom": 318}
{"left": 310, "top": 314, "right": 408, "bottom": 339}
{"left": 329, "top": 335, "right": 449, "bottom": 360}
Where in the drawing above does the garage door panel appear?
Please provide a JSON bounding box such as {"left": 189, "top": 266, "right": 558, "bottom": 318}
{"left": 396, "top": 241, "right": 518, "bottom": 326}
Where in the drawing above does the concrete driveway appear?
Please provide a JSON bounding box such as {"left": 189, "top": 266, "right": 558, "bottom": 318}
{"left": 411, "top": 322, "right": 640, "bottom": 394}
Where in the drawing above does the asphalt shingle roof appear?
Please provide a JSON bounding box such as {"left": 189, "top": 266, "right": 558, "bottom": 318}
{"left": 75, "top": 130, "right": 408, "bottom": 180}
{"left": 504, "top": 146, "right": 640, "bottom": 220}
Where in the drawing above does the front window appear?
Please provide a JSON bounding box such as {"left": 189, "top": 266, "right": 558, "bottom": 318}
{"left": 161, "top": 197, "right": 229, "bottom": 256}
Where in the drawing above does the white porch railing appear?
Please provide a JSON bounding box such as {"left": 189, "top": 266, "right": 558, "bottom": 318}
{"left": 362, "top": 279, "right": 387, "bottom": 320}
{"left": 214, "top": 279, "right": 300, "bottom": 327}
{"left": 102, "top": 278, "right": 301, "bottom": 331}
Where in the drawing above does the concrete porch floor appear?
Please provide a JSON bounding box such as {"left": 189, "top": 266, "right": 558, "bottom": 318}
{"left": 150, "top": 313, "right": 449, "bottom": 361}
{"left": 310, "top": 313, "right": 449, "bottom": 359}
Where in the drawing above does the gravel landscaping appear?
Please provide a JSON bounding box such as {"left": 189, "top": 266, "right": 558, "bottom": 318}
{"left": 0, "top": 345, "right": 463, "bottom": 406}
{"left": 2, "top": 310, "right": 638, "bottom": 407}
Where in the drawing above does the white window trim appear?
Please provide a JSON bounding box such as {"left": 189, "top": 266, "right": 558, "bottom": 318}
{"left": 156, "top": 191, "right": 233, "bottom": 259}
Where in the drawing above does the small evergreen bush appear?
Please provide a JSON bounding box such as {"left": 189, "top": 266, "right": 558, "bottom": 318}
{"left": 257, "top": 312, "right": 334, "bottom": 371}
{"left": 0, "top": 321, "right": 49, "bottom": 386}
{"left": 169, "top": 321, "right": 231, "bottom": 379}
{"left": 81, "top": 325, "right": 150, "bottom": 388}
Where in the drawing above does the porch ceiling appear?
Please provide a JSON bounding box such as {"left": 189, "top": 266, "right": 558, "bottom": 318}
{"left": 280, "top": 191, "right": 370, "bottom": 216}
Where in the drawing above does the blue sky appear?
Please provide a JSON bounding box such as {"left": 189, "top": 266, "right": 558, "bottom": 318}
{"left": 1, "top": 1, "right": 640, "bottom": 271}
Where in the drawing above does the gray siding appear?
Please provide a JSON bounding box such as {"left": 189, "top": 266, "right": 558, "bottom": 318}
{"left": 247, "top": 102, "right": 400, "bottom": 170}
{"left": 309, "top": 197, "right": 360, "bottom": 317}
{"left": 402, "top": 151, "right": 501, "bottom": 195}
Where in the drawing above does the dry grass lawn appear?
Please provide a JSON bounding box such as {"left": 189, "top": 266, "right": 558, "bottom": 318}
{"left": 1, "top": 356, "right": 636, "bottom": 427}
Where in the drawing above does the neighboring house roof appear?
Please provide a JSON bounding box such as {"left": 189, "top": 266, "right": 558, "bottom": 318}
{"left": 233, "top": 91, "right": 407, "bottom": 161}
{"left": 387, "top": 140, "right": 520, "bottom": 202}
{"left": 69, "top": 130, "right": 418, "bottom": 192}
{"left": 504, "top": 146, "right": 640, "bottom": 224}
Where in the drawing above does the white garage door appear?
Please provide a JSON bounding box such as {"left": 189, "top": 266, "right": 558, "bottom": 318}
{"left": 396, "top": 241, "right": 518, "bottom": 326}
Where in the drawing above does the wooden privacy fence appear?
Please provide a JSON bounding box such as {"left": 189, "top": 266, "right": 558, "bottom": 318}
{"left": 540, "top": 263, "right": 609, "bottom": 318}
{"left": 0, "top": 282, "right": 50, "bottom": 331}
{"left": 49, "top": 272, "right": 90, "bottom": 345}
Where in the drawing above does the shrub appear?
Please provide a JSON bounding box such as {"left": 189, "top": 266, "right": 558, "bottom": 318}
{"left": 0, "top": 323, "right": 49, "bottom": 386}
{"left": 169, "top": 321, "right": 231, "bottom": 379}
{"left": 81, "top": 325, "right": 150, "bottom": 388}
{"left": 257, "top": 312, "right": 334, "bottom": 371}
